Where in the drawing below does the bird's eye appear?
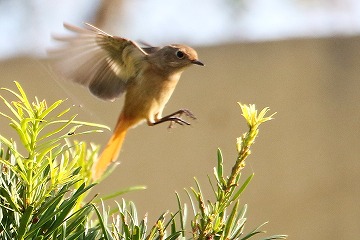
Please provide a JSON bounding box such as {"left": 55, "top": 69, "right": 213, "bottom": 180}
{"left": 176, "top": 50, "right": 185, "bottom": 59}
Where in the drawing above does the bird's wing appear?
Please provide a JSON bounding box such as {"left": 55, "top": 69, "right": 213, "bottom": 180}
{"left": 142, "top": 46, "right": 161, "bottom": 54}
{"left": 48, "top": 23, "right": 148, "bottom": 101}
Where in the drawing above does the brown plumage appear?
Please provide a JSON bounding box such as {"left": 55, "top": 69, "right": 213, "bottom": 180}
{"left": 49, "top": 23, "right": 204, "bottom": 180}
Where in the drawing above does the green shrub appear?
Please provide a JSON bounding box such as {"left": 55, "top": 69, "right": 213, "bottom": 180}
{"left": 0, "top": 82, "right": 287, "bottom": 239}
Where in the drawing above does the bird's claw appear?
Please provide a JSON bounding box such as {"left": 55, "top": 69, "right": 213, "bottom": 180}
{"left": 153, "top": 109, "right": 196, "bottom": 129}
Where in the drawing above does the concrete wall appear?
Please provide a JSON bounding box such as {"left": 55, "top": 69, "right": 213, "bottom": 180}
{"left": 1, "top": 36, "right": 360, "bottom": 239}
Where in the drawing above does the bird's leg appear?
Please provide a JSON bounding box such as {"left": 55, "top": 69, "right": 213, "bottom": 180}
{"left": 152, "top": 109, "right": 196, "bottom": 128}
{"left": 167, "top": 109, "right": 195, "bottom": 129}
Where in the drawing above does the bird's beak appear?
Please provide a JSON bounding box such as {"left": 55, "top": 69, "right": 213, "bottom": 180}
{"left": 192, "top": 59, "right": 205, "bottom": 66}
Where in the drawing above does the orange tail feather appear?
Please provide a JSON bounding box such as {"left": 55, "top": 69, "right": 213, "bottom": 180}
{"left": 93, "top": 115, "right": 130, "bottom": 180}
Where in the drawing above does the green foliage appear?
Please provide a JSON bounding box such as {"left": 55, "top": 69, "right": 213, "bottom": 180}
{"left": 0, "top": 82, "right": 287, "bottom": 239}
{"left": 0, "top": 82, "right": 110, "bottom": 239}
{"left": 178, "top": 104, "right": 285, "bottom": 240}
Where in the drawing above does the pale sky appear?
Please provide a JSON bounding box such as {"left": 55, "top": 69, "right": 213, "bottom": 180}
{"left": 1, "top": 0, "right": 360, "bottom": 59}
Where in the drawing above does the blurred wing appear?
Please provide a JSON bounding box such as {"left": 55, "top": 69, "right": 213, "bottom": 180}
{"left": 142, "top": 46, "right": 161, "bottom": 54}
{"left": 48, "top": 23, "right": 148, "bottom": 101}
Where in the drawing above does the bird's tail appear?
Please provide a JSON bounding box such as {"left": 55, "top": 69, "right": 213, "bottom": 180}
{"left": 93, "top": 114, "right": 130, "bottom": 180}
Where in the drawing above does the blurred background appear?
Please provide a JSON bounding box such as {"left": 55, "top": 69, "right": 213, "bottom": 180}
{"left": 1, "top": 0, "right": 360, "bottom": 239}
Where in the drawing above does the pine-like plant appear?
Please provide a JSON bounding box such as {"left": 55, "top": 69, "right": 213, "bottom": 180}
{"left": 0, "top": 82, "right": 287, "bottom": 239}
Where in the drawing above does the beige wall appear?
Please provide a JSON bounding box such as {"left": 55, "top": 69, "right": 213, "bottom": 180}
{"left": 1, "top": 36, "right": 359, "bottom": 239}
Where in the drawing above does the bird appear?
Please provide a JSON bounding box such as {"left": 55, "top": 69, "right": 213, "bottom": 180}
{"left": 49, "top": 23, "right": 204, "bottom": 180}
